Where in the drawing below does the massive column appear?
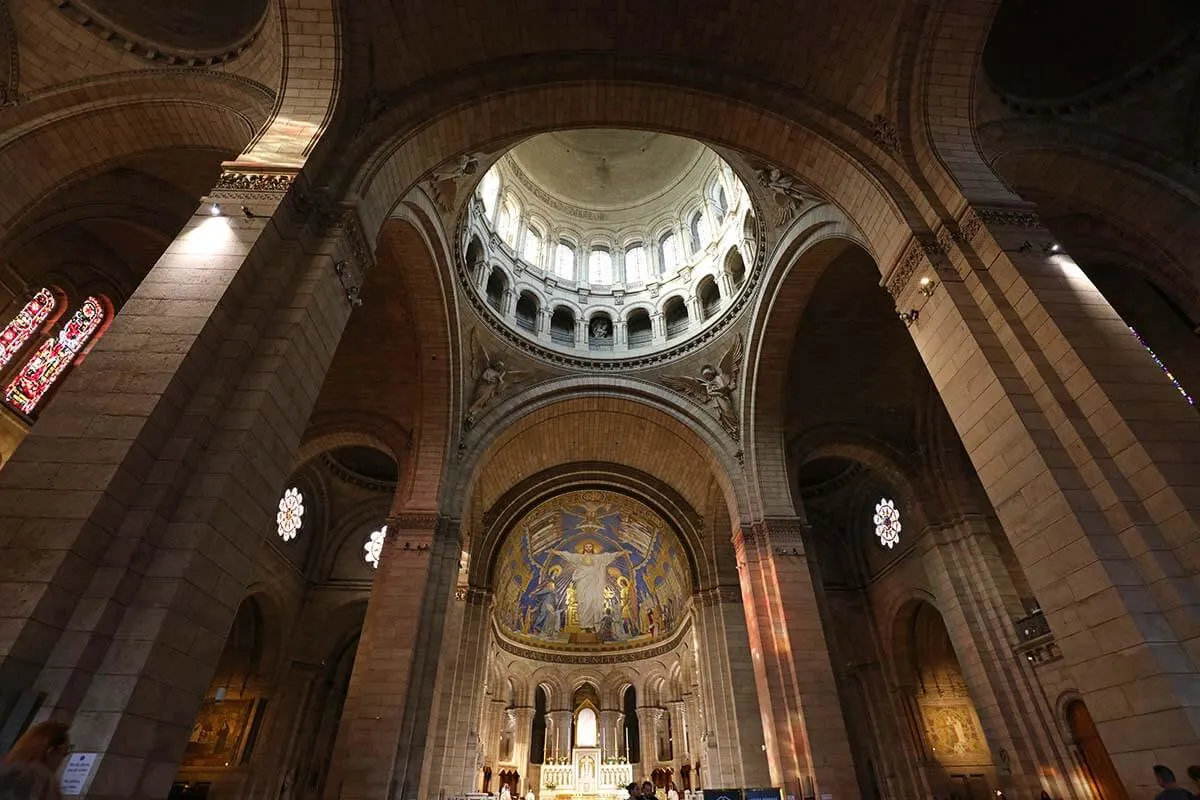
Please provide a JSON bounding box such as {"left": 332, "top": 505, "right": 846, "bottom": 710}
{"left": 892, "top": 208, "right": 1200, "bottom": 795}
{"left": 547, "top": 710, "right": 573, "bottom": 761}
{"left": 690, "top": 585, "right": 771, "bottom": 789}
{"left": 0, "top": 166, "right": 367, "bottom": 800}
{"left": 322, "top": 513, "right": 461, "bottom": 800}
{"left": 734, "top": 520, "right": 859, "bottom": 800}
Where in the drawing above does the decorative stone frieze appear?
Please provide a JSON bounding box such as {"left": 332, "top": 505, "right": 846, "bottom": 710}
{"left": 870, "top": 114, "right": 900, "bottom": 154}
{"left": 885, "top": 236, "right": 942, "bottom": 300}
{"left": 212, "top": 170, "right": 296, "bottom": 197}
{"left": 694, "top": 585, "right": 741, "bottom": 607}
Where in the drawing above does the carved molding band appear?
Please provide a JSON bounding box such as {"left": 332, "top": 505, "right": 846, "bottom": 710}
{"left": 211, "top": 169, "right": 298, "bottom": 201}
{"left": 490, "top": 617, "right": 692, "bottom": 664}
{"left": 970, "top": 206, "right": 1042, "bottom": 230}
{"left": 389, "top": 511, "right": 440, "bottom": 531}
{"left": 330, "top": 207, "right": 374, "bottom": 307}
{"left": 886, "top": 236, "right": 941, "bottom": 300}
{"left": 694, "top": 585, "right": 741, "bottom": 607}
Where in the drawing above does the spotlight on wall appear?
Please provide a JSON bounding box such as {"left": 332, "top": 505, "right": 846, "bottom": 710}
{"left": 898, "top": 308, "right": 919, "bottom": 327}
{"left": 918, "top": 275, "right": 937, "bottom": 298}
{"left": 209, "top": 202, "right": 223, "bottom": 216}
{"left": 1042, "top": 241, "right": 1063, "bottom": 254}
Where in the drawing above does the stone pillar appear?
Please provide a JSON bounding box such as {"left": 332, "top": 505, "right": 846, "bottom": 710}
{"left": 484, "top": 698, "right": 507, "bottom": 772}
{"left": 599, "top": 709, "right": 621, "bottom": 759}
{"left": 668, "top": 700, "right": 686, "bottom": 775}
{"left": 0, "top": 166, "right": 366, "bottom": 800}
{"left": 244, "top": 661, "right": 323, "bottom": 800}
{"left": 322, "top": 513, "right": 460, "bottom": 800}
{"left": 895, "top": 210, "right": 1200, "bottom": 794}
{"left": 424, "top": 587, "right": 494, "bottom": 797}
{"left": 733, "top": 520, "right": 858, "bottom": 800}
{"left": 637, "top": 706, "right": 658, "bottom": 780}
{"left": 510, "top": 707, "right": 536, "bottom": 787}
{"left": 690, "top": 587, "right": 770, "bottom": 788}
{"left": 547, "top": 710, "right": 573, "bottom": 761}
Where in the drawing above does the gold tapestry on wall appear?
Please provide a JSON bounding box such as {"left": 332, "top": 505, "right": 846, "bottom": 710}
{"left": 922, "top": 704, "right": 985, "bottom": 756}
{"left": 184, "top": 699, "right": 257, "bottom": 766}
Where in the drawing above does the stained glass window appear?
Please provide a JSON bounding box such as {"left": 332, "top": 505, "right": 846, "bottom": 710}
{"left": 555, "top": 241, "right": 575, "bottom": 279}
{"left": 874, "top": 498, "right": 901, "bottom": 549}
{"left": 1130, "top": 326, "right": 1194, "bottom": 405}
{"left": 5, "top": 296, "right": 104, "bottom": 415}
{"left": 364, "top": 525, "right": 387, "bottom": 568}
{"left": 624, "top": 244, "right": 647, "bottom": 283}
{"left": 524, "top": 226, "right": 544, "bottom": 267}
{"left": 276, "top": 487, "right": 304, "bottom": 541}
{"left": 480, "top": 171, "right": 500, "bottom": 220}
{"left": 659, "top": 232, "right": 679, "bottom": 273}
{"left": 589, "top": 248, "right": 612, "bottom": 284}
{"left": 0, "top": 288, "right": 56, "bottom": 372}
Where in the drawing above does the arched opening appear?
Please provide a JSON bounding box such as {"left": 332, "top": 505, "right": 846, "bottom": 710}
{"left": 588, "top": 312, "right": 613, "bottom": 350}
{"left": 516, "top": 291, "right": 540, "bottom": 333}
{"left": 663, "top": 296, "right": 689, "bottom": 339}
{"left": 531, "top": 685, "right": 549, "bottom": 765}
{"left": 624, "top": 243, "right": 648, "bottom": 283}
{"left": 724, "top": 248, "right": 746, "bottom": 289}
{"left": 589, "top": 247, "right": 613, "bottom": 285}
{"left": 626, "top": 309, "right": 652, "bottom": 349}
{"left": 550, "top": 306, "right": 576, "bottom": 346}
{"left": 623, "top": 686, "right": 640, "bottom": 764}
{"left": 466, "top": 235, "right": 486, "bottom": 277}
{"left": 173, "top": 597, "right": 271, "bottom": 799}
{"left": 697, "top": 276, "right": 721, "bottom": 320}
{"left": 899, "top": 601, "right": 996, "bottom": 798}
{"left": 1067, "top": 700, "right": 1129, "bottom": 800}
{"left": 688, "top": 210, "right": 708, "bottom": 254}
{"left": 486, "top": 267, "right": 509, "bottom": 312}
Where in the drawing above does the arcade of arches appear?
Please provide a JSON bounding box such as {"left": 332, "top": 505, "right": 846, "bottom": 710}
{"left": 2, "top": 2, "right": 1200, "bottom": 800}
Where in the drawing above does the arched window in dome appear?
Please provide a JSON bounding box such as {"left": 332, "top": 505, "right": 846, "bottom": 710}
{"left": 497, "top": 197, "right": 521, "bottom": 248}
{"left": 874, "top": 498, "right": 901, "bottom": 549}
{"left": 515, "top": 291, "right": 539, "bottom": 333}
{"left": 276, "top": 487, "right": 304, "bottom": 541}
{"left": 479, "top": 171, "right": 501, "bottom": 221}
{"left": 5, "top": 296, "right": 106, "bottom": 415}
{"left": 588, "top": 247, "right": 613, "bottom": 285}
{"left": 550, "top": 306, "right": 575, "bottom": 346}
{"left": 698, "top": 276, "right": 721, "bottom": 320}
{"left": 523, "top": 225, "right": 544, "bottom": 268}
{"left": 0, "top": 288, "right": 57, "bottom": 372}
{"left": 555, "top": 241, "right": 576, "bottom": 280}
{"left": 364, "top": 524, "right": 387, "bottom": 568}
{"left": 658, "top": 232, "right": 679, "bottom": 274}
{"left": 624, "top": 244, "right": 648, "bottom": 283}
{"left": 688, "top": 211, "right": 710, "bottom": 254}
{"left": 627, "top": 308, "right": 652, "bottom": 349}
{"left": 709, "top": 178, "right": 729, "bottom": 222}
{"left": 485, "top": 267, "right": 509, "bottom": 312}
{"left": 664, "top": 296, "right": 689, "bottom": 339}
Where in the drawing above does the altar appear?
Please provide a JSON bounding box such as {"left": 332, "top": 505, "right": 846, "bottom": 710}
{"left": 539, "top": 748, "right": 633, "bottom": 798}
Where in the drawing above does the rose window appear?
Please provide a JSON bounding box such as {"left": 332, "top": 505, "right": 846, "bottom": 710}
{"left": 874, "top": 498, "right": 901, "bottom": 549}
{"left": 276, "top": 487, "right": 304, "bottom": 541}
{"left": 364, "top": 525, "right": 387, "bottom": 568}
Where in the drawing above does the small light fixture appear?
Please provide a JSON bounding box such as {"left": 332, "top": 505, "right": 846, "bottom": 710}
{"left": 918, "top": 275, "right": 937, "bottom": 298}
{"left": 214, "top": 686, "right": 227, "bottom": 701}
{"left": 1017, "top": 240, "right": 1034, "bottom": 253}
{"left": 898, "top": 308, "right": 919, "bottom": 327}
{"left": 241, "top": 205, "right": 256, "bottom": 219}
{"left": 1042, "top": 241, "right": 1062, "bottom": 254}
{"left": 209, "top": 202, "right": 223, "bottom": 216}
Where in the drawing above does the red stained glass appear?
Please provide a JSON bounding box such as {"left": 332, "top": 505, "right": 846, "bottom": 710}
{"left": 5, "top": 296, "right": 104, "bottom": 414}
{"left": 0, "top": 288, "right": 56, "bottom": 371}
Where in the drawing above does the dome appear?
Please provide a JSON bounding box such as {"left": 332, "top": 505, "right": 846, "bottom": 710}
{"left": 459, "top": 130, "right": 761, "bottom": 367}
{"left": 491, "top": 490, "right": 692, "bottom": 657}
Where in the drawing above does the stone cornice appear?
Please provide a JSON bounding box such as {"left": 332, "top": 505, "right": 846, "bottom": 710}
{"left": 490, "top": 615, "right": 693, "bottom": 664}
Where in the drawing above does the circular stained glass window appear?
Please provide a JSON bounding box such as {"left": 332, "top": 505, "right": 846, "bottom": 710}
{"left": 276, "top": 487, "right": 304, "bottom": 541}
{"left": 874, "top": 498, "right": 901, "bottom": 549}
{"left": 364, "top": 525, "right": 387, "bottom": 569}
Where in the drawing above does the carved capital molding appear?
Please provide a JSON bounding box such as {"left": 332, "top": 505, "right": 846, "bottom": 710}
{"left": 762, "top": 516, "right": 805, "bottom": 547}
{"left": 968, "top": 206, "right": 1042, "bottom": 231}
{"left": 330, "top": 207, "right": 374, "bottom": 307}
{"left": 885, "top": 236, "right": 942, "bottom": 299}
{"left": 388, "top": 511, "right": 439, "bottom": 532}
{"left": 211, "top": 168, "right": 297, "bottom": 201}
{"left": 870, "top": 115, "right": 900, "bottom": 154}
{"left": 694, "top": 585, "right": 741, "bottom": 608}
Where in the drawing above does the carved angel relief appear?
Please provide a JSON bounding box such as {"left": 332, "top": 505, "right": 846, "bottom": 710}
{"left": 426, "top": 153, "right": 484, "bottom": 213}
{"left": 661, "top": 334, "right": 744, "bottom": 440}
{"left": 466, "top": 329, "right": 530, "bottom": 428}
{"left": 755, "top": 166, "right": 822, "bottom": 226}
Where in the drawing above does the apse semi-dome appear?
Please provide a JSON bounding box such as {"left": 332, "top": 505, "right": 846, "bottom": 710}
{"left": 492, "top": 490, "right": 692, "bottom": 656}
{"left": 459, "top": 130, "right": 762, "bottom": 367}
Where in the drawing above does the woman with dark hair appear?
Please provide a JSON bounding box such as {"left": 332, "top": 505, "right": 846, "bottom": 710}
{"left": 0, "top": 721, "right": 72, "bottom": 800}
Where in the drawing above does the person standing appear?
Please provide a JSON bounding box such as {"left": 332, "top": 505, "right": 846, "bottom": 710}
{"left": 525, "top": 787, "right": 535, "bottom": 800}
{"left": 500, "top": 782, "right": 512, "bottom": 800}
{"left": 1154, "top": 765, "right": 1198, "bottom": 799}
{"left": 667, "top": 781, "right": 679, "bottom": 800}
{"left": 0, "top": 721, "right": 72, "bottom": 800}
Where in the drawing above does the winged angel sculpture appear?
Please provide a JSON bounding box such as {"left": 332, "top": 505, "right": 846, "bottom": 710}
{"left": 661, "top": 334, "right": 744, "bottom": 439}
{"left": 465, "top": 329, "right": 529, "bottom": 427}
